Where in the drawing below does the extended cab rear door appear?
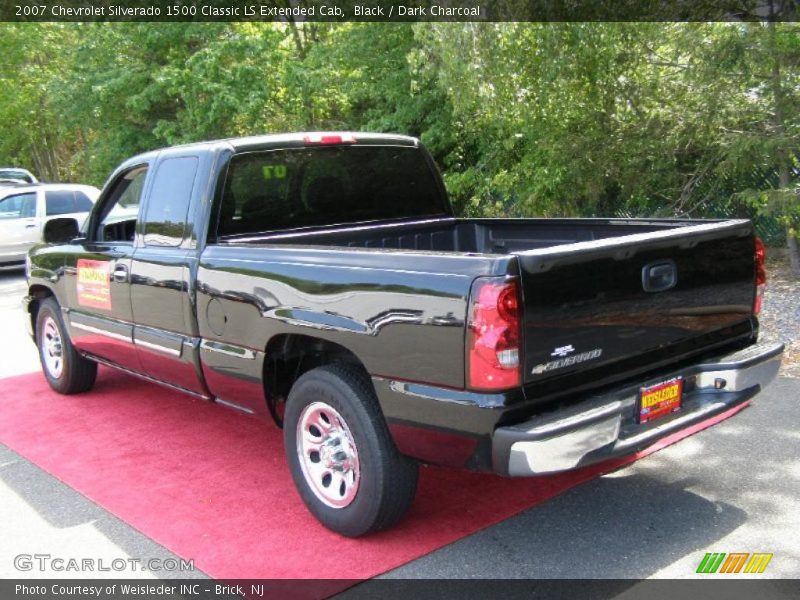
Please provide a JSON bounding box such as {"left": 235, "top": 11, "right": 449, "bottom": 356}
{"left": 129, "top": 149, "right": 208, "bottom": 395}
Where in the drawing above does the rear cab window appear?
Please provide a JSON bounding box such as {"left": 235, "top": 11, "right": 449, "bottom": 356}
{"left": 216, "top": 145, "right": 447, "bottom": 237}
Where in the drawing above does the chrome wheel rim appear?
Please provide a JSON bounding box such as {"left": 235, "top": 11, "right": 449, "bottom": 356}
{"left": 296, "top": 401, "right": 360, "bottom": 509}
{"left": 42, "top": 316, "right": 63, "bottom": 379}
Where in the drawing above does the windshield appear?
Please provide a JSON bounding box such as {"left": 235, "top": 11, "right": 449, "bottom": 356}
{"left": 0, "top": 169, "right": 35, "bottom": 183}
{"left": 217, "top": 145, "right": 447, "bottom": 237}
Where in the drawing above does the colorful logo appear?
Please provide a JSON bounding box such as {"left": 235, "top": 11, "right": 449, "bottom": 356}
{"left": 696, "top": 552, "right": 773, "bottom": 574}
{"left": 76, "top": 259, "right": 112, "bottom": 310}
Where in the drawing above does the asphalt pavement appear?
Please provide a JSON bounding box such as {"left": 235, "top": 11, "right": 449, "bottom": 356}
{"left": 0, "top": 270, "right": 798, "bottom": 582}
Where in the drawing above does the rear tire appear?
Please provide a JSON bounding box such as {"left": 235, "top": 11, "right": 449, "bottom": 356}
{"left": 36, "top": 298, "right": 97, "bottom": 394}
{"left": 284, "top": 364, "right": 418, "bottom": 537}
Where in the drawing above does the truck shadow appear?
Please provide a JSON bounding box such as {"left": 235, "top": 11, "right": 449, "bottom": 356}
{"left": 381, "top": 379, "right": 800, "bottom": 580}
{"left": 380, "top": 470, "right": 746, "bottom": 580}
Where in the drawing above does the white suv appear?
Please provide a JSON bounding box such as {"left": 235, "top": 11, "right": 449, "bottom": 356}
{"left": 0, "top": 184, "right": 99, "bottom": 271}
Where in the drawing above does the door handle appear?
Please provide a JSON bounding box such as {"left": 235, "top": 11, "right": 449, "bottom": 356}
{"left": 642, "top": 260, "right": 677, "bottom": 292}
{"left": 25, "top": 224, "right": 37, "bottom": 228}
{"left": 113, "top": 264, "right": 129, "bottom": 283}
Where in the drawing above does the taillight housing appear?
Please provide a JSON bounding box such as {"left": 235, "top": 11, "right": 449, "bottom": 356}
{"left": 467, "top": 276, "right": 522, "bottom": 390}
{"left": 303, "top": 133, "right": 356, "bottom": 145}
{"left": 754, "top": 236, "right": 767, "bottom": 315}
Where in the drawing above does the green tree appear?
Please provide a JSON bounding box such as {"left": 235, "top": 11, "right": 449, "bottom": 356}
{"left": 417, "top": 22, "right": 798, "bottom": 269}
{"left": 0, "top": 21, "right": 796, "bottom": 274}
{"left": 0, "top": 24, "right": 81, "bottom": 181}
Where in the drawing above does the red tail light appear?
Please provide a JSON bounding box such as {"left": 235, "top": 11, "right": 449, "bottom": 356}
{"left": 754, "top": 236, "right": 766, "bottom": 315}
{"left": 303, "top": 133, "right": 356, "bottom": 145}
{"left": 467, "top": 277, "right": 521, "bottom": 390}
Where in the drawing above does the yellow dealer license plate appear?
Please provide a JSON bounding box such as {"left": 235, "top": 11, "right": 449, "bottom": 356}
{"left": 638, "top": 377, "right": 683, "bottom": 424}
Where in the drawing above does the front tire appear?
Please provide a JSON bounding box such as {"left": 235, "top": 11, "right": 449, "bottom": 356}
{"left": 284, "top": 364, "right": 418, "bottom": 537}
{"left": 36, "top": 298, "right": 97, "bottom": 394}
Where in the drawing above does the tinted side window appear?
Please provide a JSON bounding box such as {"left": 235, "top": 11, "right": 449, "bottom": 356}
{"left": 142, "top": 157, "right": 198, "bottom": 247}
{"left": 96, "top": 167, "right": 147, "bottom": 242}
{"left": 0, "top": 193, "right": 37, "bottom": 219}
{"left": 74, "top": 192, "right": 94, "bottom": 211}
{"left": 45, "top": 190, "right": 77, "bottom": 215}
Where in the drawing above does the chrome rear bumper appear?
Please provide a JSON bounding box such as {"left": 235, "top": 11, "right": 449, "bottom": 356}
{"left": 492, "top": 342, "right": 784, "bottom": 476}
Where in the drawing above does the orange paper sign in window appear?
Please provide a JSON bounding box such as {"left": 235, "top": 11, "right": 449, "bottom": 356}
{"left": 77, "top": 259, "right": 112, "bottom": 310}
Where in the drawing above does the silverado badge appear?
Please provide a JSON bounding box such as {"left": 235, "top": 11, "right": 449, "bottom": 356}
{"left": 532, "top": 348, "right": 603, "bottom": 375}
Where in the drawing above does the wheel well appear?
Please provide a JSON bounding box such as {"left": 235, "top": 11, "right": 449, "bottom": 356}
{"left": 263, "top": 334, "right": 367, "bottom": 427}
{"left": 27, "top": 285, "right": 54, "bottom": 336}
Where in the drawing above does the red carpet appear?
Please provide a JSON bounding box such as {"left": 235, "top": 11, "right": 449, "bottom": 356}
{"left": 0, "top": 368, "right": 747, "bottom": 581}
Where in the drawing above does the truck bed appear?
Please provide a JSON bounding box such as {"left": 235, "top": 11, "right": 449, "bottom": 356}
{"left": 219, "top": 216, "right": 757, "bottom": 402}
{"left": 221, "top": 216, "right": 698, "bottom": 254}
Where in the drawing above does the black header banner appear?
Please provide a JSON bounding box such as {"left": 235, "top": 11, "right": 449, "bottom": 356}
{"left": 2, "top": 0, "right": 799, "bottom": 22}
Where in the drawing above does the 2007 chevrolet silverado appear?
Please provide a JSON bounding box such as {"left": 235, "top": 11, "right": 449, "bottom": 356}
{"left": 24, "top": 132, "right": 783, "bottom": 536}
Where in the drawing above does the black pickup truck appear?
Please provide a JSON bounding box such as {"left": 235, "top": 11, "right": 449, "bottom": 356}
{"left": 24, "top": 132, "right": 783, "bottom": 536}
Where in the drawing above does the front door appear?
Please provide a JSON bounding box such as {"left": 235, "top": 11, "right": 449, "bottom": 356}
{"left": 64, "top": 165, "right": 149, "bottom": 369}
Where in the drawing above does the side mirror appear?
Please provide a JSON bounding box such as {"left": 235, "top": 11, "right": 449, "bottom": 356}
{"left": 43, "top": 218, "right": 80, "bottom": 244}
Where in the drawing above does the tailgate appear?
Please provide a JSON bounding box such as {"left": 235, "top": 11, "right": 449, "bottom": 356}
{"left": 514, "top": 220, "right": 756, "bottom": 388}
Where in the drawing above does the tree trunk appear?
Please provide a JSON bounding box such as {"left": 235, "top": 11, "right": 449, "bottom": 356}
{"left": 29, "top": 145, "right": 45, "bottom": 180}
{"left": 767, "top": 19, "right": 800, "bottom": 276}
{"left": 283, "top": 2, "right": 315, "bottom": 129}
{"left": 789, "top": 235, "right": 800, "bottom": 274}
{"left": 286, "top": 18, "right": 305, "bottom": 59}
